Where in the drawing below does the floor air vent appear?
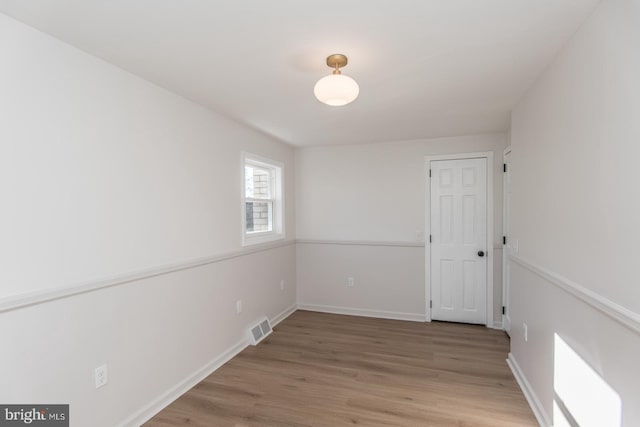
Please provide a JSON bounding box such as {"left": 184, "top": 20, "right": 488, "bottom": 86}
{"left": 248, "top": 317, "right": 273, "bottom": 345}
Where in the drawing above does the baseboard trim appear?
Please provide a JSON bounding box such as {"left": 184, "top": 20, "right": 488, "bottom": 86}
{"left": 489, "top": 320, "right": 503, "bottom": 330}
{"left": 506, "top": 353, "right": 550, "bottom": 427}
{"left": 297, "top": 303, "right": 424, "bottom": 322}
{"left": 0, "top": 240, "right": 295, "bottom": 314}
{"left": 271, "top": 303, "right": 297, "bottom": 327}
{"left": 503, "top": 314, "right": 511, "bottom": 332}
{"left": 510, "top": 255, "right": 640, "bottom": 334}
{"left": 117, "top": 303, "right": 297, "bottom": 426}
{"left": 296, "top": 239, "right": 424, "bottom": 248}
{"left": 118, "top": 337, "right": 249, "bottom": 427}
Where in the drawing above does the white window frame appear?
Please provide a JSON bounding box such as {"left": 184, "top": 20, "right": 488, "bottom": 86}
{"left": 241, "top": 152, "right": 285, "bottom": 246}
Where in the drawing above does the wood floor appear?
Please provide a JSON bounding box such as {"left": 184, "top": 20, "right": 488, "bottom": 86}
{"left": 145, "top": 311, "right": 537, "bottom": 427}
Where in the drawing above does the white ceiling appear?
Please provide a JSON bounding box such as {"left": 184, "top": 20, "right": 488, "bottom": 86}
{"left": 0, "top": 0, "right": 599, "bottom": 147}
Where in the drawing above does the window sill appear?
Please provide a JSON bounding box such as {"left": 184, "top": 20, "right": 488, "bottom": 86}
{"left": 242, "top": 232, "right": 285, "bottom": 247}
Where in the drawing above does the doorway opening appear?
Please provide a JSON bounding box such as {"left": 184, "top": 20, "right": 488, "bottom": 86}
{"left": 502, "top": 147, "right": 511, "bottom": 333}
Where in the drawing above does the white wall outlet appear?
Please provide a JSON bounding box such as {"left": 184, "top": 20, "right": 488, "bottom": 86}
{"left": 94, "top": 364, "right": 107, "bottom": 389}
{"left": 347, "top": 277, "right": 355, "bottom": 287}
{"left": 415, "top": 230, "right": 424, "bottom": 242}
{"left": 236, "top": 300, "right": 242, "bottom": 314}
{"left": 523, "top": 322, "right": 528, "bottom": 342}
{"left": 280, "top": 280, "right": 284, "bottom": 291}
{"left": 513, "top": 239, "right": 520, "bottom": 254}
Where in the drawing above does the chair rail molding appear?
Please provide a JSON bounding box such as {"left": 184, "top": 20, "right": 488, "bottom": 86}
{"left": 295, "top": 238, "right": 424, "bottom": 248}
{"left": 510, "top": 254, "right": 640, "bottom": 334}
{"left": 0, "top": 240, "right": 295, "bottom": 314}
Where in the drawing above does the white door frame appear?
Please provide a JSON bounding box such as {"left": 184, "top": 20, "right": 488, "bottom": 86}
{"left": 424, "top": 151, "right": 494, "bottom": 327}
{"left": 502, "top": 146, "right": 512, "bottom": 333}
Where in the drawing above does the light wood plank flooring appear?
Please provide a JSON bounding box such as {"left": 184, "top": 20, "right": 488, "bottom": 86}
{"left": 145, "top": 310, "right": 536, "bottom": 427}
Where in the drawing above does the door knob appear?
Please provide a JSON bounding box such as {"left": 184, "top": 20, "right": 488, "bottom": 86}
{"left": 477, "top": 250, "right": 485, "bottom": 257}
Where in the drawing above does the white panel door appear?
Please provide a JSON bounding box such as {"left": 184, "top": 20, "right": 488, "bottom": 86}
{"left": 430, "top": 158, "right": 487, "bottom": 324}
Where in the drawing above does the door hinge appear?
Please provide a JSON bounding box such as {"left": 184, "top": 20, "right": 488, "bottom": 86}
{"left": 430, "top": 300, "right": 433, "bottom": 309}
{"left": 429, "top": 234, "right": 432, "bottom": 243}
{"left": 429, "top": 169, "right": 432, "bottom": 178}
{"left": 503, "top": 163, "right": 508, "bottom": 173}
{"left": 502, "top": 306, "right": 506, "bottom": 315}
{"left": 503, "top": 235, "right": 507, "bottom": 245}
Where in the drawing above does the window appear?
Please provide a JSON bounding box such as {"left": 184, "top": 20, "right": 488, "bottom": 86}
{"left": 242, "top": 153, "right": 284, "bottom": 245}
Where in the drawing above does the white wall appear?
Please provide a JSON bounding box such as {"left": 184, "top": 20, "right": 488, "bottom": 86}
{"left": 0, "top": 13, "right": 296, "bottom": 426}
{"left": 0, "top": 14, "right": 295, "bottom": 298}
{"left": 509, "top": 0, "right": 640, "bottom": 424}
{"left": 296, "top": 134, "right": 506, "bottom": 323}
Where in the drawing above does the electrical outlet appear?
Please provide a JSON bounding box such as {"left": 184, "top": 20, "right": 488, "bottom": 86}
{"left": 513, "top": 239, "right": 520, "bottom": 254}
{"left": 415, "top": 230, "right": 424, "bottom": 242}
{"left": 523, "top": 323, "right": 528, "bottom": 342}
{"left": 347, "top": 277, "right": 355, "bottom": 287}
{"left": 280, "top": 280, "right": 284, "bottom": 291}
{"left": 236, "top": 300, "right": 242, "bottom": 314}
{"left": 94, "top": 365, "right": 107, "bottom": 389}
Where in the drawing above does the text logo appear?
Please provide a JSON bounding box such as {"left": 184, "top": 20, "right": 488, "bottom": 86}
{"left": 0, "top": 405, "right": 68, "bottom": 426}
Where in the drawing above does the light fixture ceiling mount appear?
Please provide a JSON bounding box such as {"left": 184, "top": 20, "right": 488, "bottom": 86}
{"left": 314, "top": 54, "right": 359, "bottom": 106}
{"left": 326, "top": 53, "right": 348, "bottom": 71}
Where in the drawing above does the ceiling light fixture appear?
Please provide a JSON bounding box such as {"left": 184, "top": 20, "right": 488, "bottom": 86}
{"left": 313, "top": 54, "right": 359, "bottom": 106}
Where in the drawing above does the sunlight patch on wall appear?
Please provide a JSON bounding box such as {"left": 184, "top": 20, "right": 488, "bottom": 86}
{"left": 553, "top": 333, "right": 621, "bottom": 427}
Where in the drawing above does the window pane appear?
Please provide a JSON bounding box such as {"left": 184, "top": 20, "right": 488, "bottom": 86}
{"left": 245, "top": 201, "right": 254, "bottom": 231}
{"left": 246, "top": 166, "right": 271, "bottom": 199}
{"left": 245, "top": 166, "right": 255, "bottom": 198}
{"left": 246, "top": 201, "right": 272, "bottom": 233}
